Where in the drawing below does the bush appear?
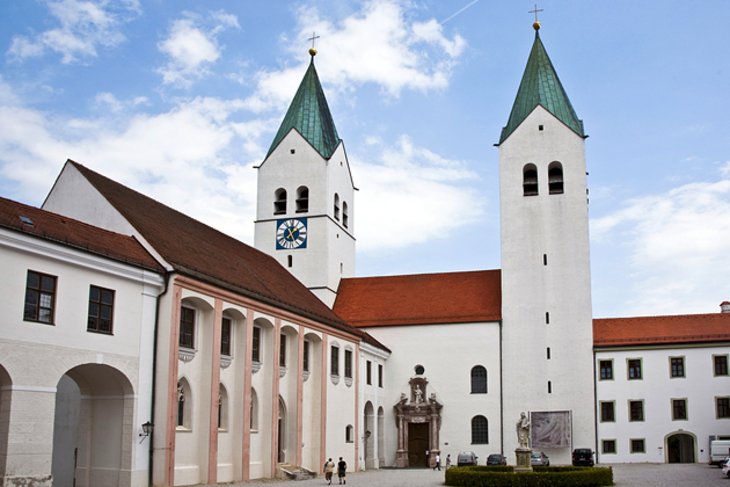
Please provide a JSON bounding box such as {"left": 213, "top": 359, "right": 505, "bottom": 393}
{"left": 444, "top": 465, "right": 613, "bottom": 487}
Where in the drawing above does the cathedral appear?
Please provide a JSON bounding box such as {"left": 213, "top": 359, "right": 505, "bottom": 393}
{"left": 0, "top": 21, "right": 728, "bottom": 487}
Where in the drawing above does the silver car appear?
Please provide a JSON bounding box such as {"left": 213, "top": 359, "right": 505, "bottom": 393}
{"left": 530, "top": 451, "right": 550, "bottom": 466}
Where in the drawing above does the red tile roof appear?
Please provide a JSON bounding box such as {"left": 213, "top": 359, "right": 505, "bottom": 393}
{"left": 0, "top": 196, "right": 163, "bottom": 272}
{"left": 593, "top": 313, "right": 730, "bottom": 347}
{"left": 334, "top": 270, "right": 502, "bottom": 327}
{"left": 66, "top": 160, "right": 358, "bottom": 335}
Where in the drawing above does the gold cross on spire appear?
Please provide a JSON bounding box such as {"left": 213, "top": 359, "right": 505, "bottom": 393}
{"left": 308, "top": 32, "right": 320, "bottom": 57}
{"left": 529, "top": 4, "right": 544, "bottom": 30}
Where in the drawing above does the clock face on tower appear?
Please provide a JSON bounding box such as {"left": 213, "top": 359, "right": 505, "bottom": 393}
{"left": 276, "top": 218, "right": 307, "bottom": 250}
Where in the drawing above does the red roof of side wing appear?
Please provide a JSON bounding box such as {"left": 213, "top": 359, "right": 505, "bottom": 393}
{"left": 593, "top": 313, "right": 730, "bottom": 347}
{"left": 334, "top": 270, "right": 502, "bottom": 328}
{"left": 0, "top": 196, "right": 163, "bottom": 272}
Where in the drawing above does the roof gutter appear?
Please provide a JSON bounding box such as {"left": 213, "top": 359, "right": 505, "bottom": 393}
{"left": 148, "top": 270, "right": 173, "bottom": 487}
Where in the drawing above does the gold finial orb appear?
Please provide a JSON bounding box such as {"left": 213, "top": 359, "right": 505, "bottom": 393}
{"left": 533, "top": 20, "right": 541, "bottom": 30}
{"left": 309, "top": 47, "right": 317, "bottom": 57}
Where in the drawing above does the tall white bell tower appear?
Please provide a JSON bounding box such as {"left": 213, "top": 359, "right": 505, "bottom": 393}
{"left": 498, "top": 21, "right": 596, "bottom": 463}
{"left": 254, "top": 49, "right": 355, "bottom": 307}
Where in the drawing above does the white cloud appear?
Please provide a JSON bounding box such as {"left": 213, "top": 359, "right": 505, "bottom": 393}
{"left": 0, "top": 80, "right": 264, "bottom": 242}
{"left": 592, "top": 172, "right": 730, "bottom": 315}
{"left": 353, "top": 135, "right": 483, "bottom": 252}
{"left": 157, "top": 11, "right": 239, "bottom": 88}
{"left": 243, "top": 0, "right": 467, "bottom": 112}
{"left": 6, "top": 0, "right": 140, "bottom": 64}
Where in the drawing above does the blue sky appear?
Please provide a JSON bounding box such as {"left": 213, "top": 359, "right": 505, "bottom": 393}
{"left": 1, "top": 0, "right": 728, "bottom": 318}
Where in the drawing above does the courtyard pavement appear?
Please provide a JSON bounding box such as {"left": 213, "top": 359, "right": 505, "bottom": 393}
{"left": 203, "top": 463, "right": 729, "bottom": 487}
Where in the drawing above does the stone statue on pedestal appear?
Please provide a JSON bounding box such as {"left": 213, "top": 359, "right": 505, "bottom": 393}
{"left": 516, "top": 412, "right": 530, "bottom": 449}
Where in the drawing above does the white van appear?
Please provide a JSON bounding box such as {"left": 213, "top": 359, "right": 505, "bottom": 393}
{"left": 710, "top": 440, "right": 730, "bottom": 466}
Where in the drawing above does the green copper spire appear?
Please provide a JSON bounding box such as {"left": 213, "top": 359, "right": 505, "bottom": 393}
{"left": 267, "top": 55, "right": 341, "bottom": 159}
{"left": 499, "top": 28, "right": 584, "bottom": 144}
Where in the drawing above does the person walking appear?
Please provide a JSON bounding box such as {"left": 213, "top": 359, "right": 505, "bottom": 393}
{"left": 434, "top": 453, "right": 441, "bottom": 471}
{"left": 445, "top": 454, "right": 452, "bottom": 469}
{"left": 323, "top": 458, "right": 335, "bottom": 485}
{"left": 337, "top": 457, "right": 347, "bottom": 484}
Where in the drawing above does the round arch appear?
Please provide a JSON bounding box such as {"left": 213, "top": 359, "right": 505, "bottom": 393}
{"left": 377, "top": 407, "right": 385, "bottom": 467}
{"left": 51, "top": 363, "right": 135, "bottom": 487}
{"left": 363, "top": 401, "right": 375, "bottom": 469}
{"left": 665, "top": 431, "right": 696, "bottom": 463}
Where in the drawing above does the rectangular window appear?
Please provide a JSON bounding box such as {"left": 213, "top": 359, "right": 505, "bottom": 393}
{"left": 279, "top": 333, "right": 287, "bottom": 368}
{"left": 179, "top": 307, "right": 195, "bottom": 349}
{"left": 630, "top": 439, "right": 645, "bottom": 453}
{"left": 378, "top": 364, "right": 383, "bottom": 387}
{"left": 303, "top": 340, "right": 310, "bottom": 372}
{"left": 344, "top": 349, "right": 353, "bottom": 379}
{"left": 629, "top": 400, "right": 644, "bottom": 422}
{"left": 252, "top": 326, "right": 261, "bottom": 363}
{"left": 627, "top": 359, "right": 642, "bottom": 380}
{"left": 220, "top": 318, "right": 231, "bottom": 356}
{"left": 714, "top": 355, "right": 729, "bottom": 376}
{"left": 366, "top": 360, "right": 372, "bottom": 385}
{"left": 672, "top": 399, "right": 687, "bottom": 420}
{"left": 599, "top": 360, "right": 613, "bottom": 380}
{"left": 670, "top": 357, "right": 685, "bottom": 378}
{"left": 716, "top": 397, "right": 730, "bottom": 419}
{"left": 23, "top": 270, "right": 57, "bottom": 324}
{"left": 87, "top": 285, "right": 114, "bottom": 334}
{"left": 330, "top": 346, "right": 339, "bottom": 376}
{"left": 600, "top": 401, "right": 615, "bottom": 422}
{"left": 602, "top": 439, "right": 616, "bottom": 454}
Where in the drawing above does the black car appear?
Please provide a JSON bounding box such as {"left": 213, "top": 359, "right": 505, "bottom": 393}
{"left": 486, "top": 453, "right": 507, "bottom": 466}
{"left": 572, "top": 448, "right": 594, "bottom": 466}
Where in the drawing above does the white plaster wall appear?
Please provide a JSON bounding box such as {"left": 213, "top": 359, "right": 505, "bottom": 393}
{"left": 324, "top": 337, "right": 358, "bottom": 471}
{"left": 499, "top": 107, "right": 595, "bottom": 464}
{"left": 363, "top": 322, "right": 502, "bottom": 467}
{"left": 0, "top": 229, "right": 162, "bottom": 487}
{"left": 358, "top": 345, "right": 388, "bottom": 470}
{"left": 301, "top": 330, "right": 323, "bottom": 472}
{"left": 596, "top": 346, "right": 730, "bottom": 464}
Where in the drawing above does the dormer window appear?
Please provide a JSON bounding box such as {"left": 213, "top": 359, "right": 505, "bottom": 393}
{"left": 523, "top": 164, "right": 538, "bottom": 196}
{"left": 334, "top": 193, "right": 340, "bottom": 221}
{"left": 296, "top": 186, "right": 309, "bottom": 213}
{"left": 274, "top": 188, "right": 287, "bottom": 214}
{"left": 342, "top": 201, "right": 349, "bottom": 228}
{"left": 548, "top": 162, "right": 564, "bottom": 194}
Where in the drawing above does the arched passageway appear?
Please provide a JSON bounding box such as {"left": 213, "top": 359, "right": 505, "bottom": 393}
{"left": 51, "top": 364, "right": 134, "bottom": 487}
{"left": 667, "top": 433, "right": 695, "bottom": 463}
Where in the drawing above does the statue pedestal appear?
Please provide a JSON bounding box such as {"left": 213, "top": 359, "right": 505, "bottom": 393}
{"left": 514, "top": 448, "right": 533, "bottom": 472}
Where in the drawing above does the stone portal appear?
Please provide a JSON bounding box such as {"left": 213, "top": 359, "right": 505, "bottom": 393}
{"left": 394, "top": 377, "right": 443, "bottom": 468}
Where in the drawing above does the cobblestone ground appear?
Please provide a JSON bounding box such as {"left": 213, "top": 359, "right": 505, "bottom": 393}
{"left": 203, "top": 463, "right": 729, "bottom": 487}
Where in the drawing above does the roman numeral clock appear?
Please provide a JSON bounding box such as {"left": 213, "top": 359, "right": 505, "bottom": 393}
{"left": 276, "top": 218, "right": 307, "bottom": 250}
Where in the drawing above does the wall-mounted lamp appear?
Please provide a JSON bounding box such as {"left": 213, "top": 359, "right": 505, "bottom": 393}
{"left": 139, "top": 421, "right": 153, "bottom": 438}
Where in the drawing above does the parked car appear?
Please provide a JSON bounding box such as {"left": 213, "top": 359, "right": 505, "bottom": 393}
{"left": 572, "top": 448, "right": 594, "bottom": 466}
{"left": 530, "top": 451, "right": 550, "bottom": 466}
{"left": 722, "top": 457, "right": 730, "bottom": 478}
{"left": 457, "top": 451, "right": 478, "bottom": 466}
{"left": 486, "top": 453, "right": 507, "bottom": 466}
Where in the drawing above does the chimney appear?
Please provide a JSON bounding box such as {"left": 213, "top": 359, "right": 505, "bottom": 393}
{"left": 721, "top": 301, "right": 730, "bottom": 314}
